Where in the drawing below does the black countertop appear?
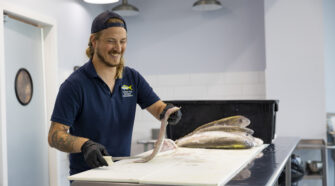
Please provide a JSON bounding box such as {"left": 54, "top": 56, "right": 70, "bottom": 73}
{"left": 226, "top": 136, "right": 300, "bottom": 186}
{"left": 72, "top": 136, "right": 300, "bottom": 186}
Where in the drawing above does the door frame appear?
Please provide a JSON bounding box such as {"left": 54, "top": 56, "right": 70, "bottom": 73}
{"left": 0, "top": 3, "right": 59, "bottom": 186}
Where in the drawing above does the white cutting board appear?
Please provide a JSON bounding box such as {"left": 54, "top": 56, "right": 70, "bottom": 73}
{"left": 69, "top": 145, "right": 267, "bottom": 186}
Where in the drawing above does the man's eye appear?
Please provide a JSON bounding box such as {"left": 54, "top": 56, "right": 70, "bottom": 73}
{"left": 107, "top": 40, "right": 116, "bottom": 43}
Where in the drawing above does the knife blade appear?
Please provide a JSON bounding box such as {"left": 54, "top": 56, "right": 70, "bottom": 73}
{"left": 110, "top": 156, "right": 141, "bottom": 161}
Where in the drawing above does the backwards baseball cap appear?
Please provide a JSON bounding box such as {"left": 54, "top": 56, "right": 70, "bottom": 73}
{"left": 91, "top": 10, "right": 127, "bottom": 33}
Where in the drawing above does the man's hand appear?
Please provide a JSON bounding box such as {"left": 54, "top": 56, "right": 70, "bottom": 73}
{"left": 81, "top": 140, "right": 110, "bottom": 168}
{"left": 159, "top": 103, "right": 182, "bottom": 125}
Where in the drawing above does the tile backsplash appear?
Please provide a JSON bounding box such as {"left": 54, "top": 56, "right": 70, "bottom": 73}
{"left": 131, "top": 71, "right": 266, "bottom": 155}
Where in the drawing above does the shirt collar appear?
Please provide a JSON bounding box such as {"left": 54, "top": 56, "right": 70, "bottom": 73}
{"left": 84, "top": 59, "right": 124, "bottom": 81}
{"left": 84, "top": 59, "right": 99, "bottom": 79}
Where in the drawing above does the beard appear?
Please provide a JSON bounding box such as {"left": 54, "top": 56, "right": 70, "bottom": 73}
{"left": 96, "top": 49, "right": 121, "bottom": 68}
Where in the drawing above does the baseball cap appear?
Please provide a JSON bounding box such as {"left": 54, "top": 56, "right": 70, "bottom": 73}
{"left": 91, "top": 10, "right": 127, "bottom": 33}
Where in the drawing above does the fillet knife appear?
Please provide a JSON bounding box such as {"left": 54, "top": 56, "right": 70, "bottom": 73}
{"left": 104, "top": 156, "right": 141, "bottom": 162}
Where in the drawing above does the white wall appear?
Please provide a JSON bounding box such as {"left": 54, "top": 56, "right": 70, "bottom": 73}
{"left": 324, "top": 0, "right": 335, "bottom": 185}
{"left": 107, "top": 0, "right": 266, "bottom": 75}
{"left": 265, "top": 2, "right": 328, "bottom": 185}
{"left": 0, "top": 0, "right": 107, "bottom": 78}
{"left": 324, "top": 0, "right": 335, "bottom": 113}
{"left": 264, "top": 0, "right": 326, "bottom": 139}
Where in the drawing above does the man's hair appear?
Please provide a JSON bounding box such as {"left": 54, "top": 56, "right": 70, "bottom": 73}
{"left": 86, "top": 18, "right": 125, "bottom": 79}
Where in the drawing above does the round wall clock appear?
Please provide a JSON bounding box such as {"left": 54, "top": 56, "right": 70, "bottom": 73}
{"left": 15, "top": 68, "right": 33, "bottom": 105}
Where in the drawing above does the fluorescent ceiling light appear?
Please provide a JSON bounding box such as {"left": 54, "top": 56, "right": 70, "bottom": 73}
{"left": 193, "top": 0, "right": 222, "bottom": 11}
{"left": 83, "top": 0, "right": 119, "bottom": 4}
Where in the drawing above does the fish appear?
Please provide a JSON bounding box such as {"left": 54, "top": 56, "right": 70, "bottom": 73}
{"left": 174, "top": 115, "right": 263, "bottom": 149}
{"left": 175, "top": 131, "right": 255, "bottom": 149}
{"left": 192, "top": 115, "right": 251, "bottom": 133}
{"left": 252, "top": 137, "right": 264, "bottom": 147}
{"left": 185, "top": 125, "right": 254, "bottom": 138}
{"left": 121, "top": 85, "right": 133, "bottom": 91}
{"left": 135, "top": 106, "right": 180, "bottom": 163}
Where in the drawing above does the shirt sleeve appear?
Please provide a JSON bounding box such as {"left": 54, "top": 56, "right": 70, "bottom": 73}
{"left": 136, "top": 71, "right": 160, "bottom": 109}
{"left": 50, "top": 80, "right": 82, "bottom": 126}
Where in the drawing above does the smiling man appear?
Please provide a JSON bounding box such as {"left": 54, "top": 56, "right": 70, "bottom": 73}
{"left": 48, "top": 11, "right": 182, "bottom": 176}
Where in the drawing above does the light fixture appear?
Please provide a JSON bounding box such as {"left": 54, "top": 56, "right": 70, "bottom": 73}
{"left": 112, "top": 0, "right": 139, "bottom": 16}
{"left": 192, "top": 0, "right": 222, "bottom": 11}
{"left": 83, "top": 0, "right": 119, "bottom": 4}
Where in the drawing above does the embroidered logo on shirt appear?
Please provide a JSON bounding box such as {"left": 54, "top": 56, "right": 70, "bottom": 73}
{"left": 121, "top": 84, "right": 133, "bottom": 97}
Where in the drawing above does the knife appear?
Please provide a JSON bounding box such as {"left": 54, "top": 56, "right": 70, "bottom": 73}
{"left": 112, "top": 156, "right": 141, "bottom": 161}
{"left": 104, "top": 156, "right": 142, "bottom": 162}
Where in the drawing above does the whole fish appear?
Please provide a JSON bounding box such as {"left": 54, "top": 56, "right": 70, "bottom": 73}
{"left": 185, "top": 125, "right": 254, "bottom": 138}
{"left": 175, "top": 131, "right": 255, "bottom": 149}
{"left": 193, "top": 115, "right": 250, "bottom": 133}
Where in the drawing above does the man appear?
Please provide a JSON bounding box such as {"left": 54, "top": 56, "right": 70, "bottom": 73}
{"left": 48, "top": 10, "right": 182, "bottom": 175}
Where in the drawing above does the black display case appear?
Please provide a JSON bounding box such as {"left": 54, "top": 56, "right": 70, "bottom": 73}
{"left": 165, "top": 100, "right": 279, "bottom": 144}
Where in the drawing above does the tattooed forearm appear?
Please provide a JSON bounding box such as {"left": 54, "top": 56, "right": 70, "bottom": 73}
{"left": 51, "top": 130, "right": 76, "bottom": 152}
{"left": 48, "top": 122, "right": 88, "bottom": 153}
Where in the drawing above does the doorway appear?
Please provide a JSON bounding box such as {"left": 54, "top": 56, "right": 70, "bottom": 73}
{"left": 4, "top": 14, "right": 48, "bottom": 186}
{"left": 0, "top": 6, "right": 59, "bottom": 186}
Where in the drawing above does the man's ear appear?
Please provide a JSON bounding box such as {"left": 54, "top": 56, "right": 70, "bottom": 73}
{"left": 90, "top": 34, "right": 97, "bottom": 48}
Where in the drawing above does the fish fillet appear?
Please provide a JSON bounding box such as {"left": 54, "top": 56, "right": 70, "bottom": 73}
{"left": 135, "top": 107, "right": 180, "bottom": 163}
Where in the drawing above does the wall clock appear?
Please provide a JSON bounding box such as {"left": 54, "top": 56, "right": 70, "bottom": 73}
{"left": 15, "top": 68, "right": 33, "bottom": 105}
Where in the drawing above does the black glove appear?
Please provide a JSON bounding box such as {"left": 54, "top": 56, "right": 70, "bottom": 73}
{"left": 81, "top": 140, "right": 109, "bottom": 168}
{"left": 159, "top": 103, "right": 182, "bottom": 125}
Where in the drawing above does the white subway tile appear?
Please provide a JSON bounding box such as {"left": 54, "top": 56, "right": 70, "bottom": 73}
{"left": 144, "top": 75, "right": 158, "bottom": 87}
{"left": 223, "top": 71, "right": 261, "bottom": 84}
{"left": 220, "top": 84, "right": 243, "bottom": 96}
{"left": 223, "top": 95, "right": 265, "bottom": 100}
{"left": 250, "top": 95, "right": 266, "bottom": 99}
{"left": 207, "top": 85, "right": 226, "bottom": 97}
{"left": 242, "top": 84, "right": 265, "bottom": 96}
{"left": 258, "top": 71, "right": 265, "bottom": 83}
{"left": 221, "top": 95, "right": 246, "bottom": 100}
{"left": 173, "top": 86, "right": 207, "bottom": 99}
{"left": 154, "top": 87, "right": 174, "bottom": 100}
{"left": 156, "top": 74, "right": 191, "bottom": 87}
{"left": 189, "top": 73, "right": 223, "bottom": 86}
{"left": 208, "top": 84, "right": 242, "bottom": 97}
{"left": 204, "top": 95, "right": 227, "bottom": 100}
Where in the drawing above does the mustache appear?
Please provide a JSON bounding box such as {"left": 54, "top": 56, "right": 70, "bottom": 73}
{"left": 109, "top": 50, "right": 121, "bottom": 55}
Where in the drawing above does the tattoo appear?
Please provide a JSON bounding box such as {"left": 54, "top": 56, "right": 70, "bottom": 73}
{"left": 49, "top": 123, "right": 79, "bottom": 153}
{"left": 61, "top": 125, "right": 68, "bottom": 132}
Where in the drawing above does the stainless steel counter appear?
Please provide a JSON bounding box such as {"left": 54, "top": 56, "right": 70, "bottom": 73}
{"left": 71, "top": 137, "right": 300, "bottom": 186}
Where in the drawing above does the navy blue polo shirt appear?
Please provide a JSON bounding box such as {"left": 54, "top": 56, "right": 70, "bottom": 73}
{"left": 51, "top": 60, "right": 160, "bottom": 175}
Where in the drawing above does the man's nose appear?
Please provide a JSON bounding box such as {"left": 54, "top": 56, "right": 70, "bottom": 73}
{"left": 114, "top": 42, "right": 122, "bottom": 52}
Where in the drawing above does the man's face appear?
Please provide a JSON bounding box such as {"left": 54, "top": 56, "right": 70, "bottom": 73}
{"left": 93, "top": 27, "right": 127, "bottom": 67}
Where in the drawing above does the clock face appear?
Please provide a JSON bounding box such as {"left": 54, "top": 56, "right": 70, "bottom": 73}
{"left": 15, "top": 68, "right": 33, "bottom": 105}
